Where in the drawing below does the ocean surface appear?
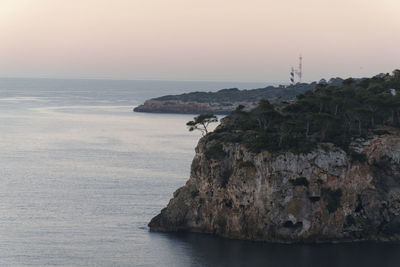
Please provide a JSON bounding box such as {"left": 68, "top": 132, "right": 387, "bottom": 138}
{"left": 0, "top": 78, "right": 399, "bottom": 267}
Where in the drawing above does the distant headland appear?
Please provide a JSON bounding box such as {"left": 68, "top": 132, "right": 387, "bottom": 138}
{"left": 133, "top": 78, "right": 347, "bottom": 115}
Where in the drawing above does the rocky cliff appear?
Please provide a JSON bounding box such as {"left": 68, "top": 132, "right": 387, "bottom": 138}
{"left": 149, "top": 71, "right": 400, "bottom": 242}
{"left": 149, "top": 128, "right": 400, "bottom": 242}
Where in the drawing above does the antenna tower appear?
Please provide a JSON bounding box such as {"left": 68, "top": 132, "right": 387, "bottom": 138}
{"left": 289, "top": 55, "right": 303, "bottom": 85}
{"left": 295, "top": 55, "right": 302, "bottom": 82}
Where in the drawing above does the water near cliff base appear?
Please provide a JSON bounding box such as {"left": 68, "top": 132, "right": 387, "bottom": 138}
{"left": 0, "top": 78, "right": 399, "bottom": 266}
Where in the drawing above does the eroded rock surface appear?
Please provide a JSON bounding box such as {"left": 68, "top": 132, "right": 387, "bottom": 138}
{"left": 149, "top": 130, "right": 400, "bottom": 242}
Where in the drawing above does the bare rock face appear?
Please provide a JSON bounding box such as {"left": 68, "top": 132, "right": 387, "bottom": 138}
{"left": 149, "top": 131, "right": 400, "bottom": 242}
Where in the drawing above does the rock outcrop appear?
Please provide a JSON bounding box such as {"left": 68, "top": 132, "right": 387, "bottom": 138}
{"left": 149, "top": 128, "right": 400, "bottom": 242}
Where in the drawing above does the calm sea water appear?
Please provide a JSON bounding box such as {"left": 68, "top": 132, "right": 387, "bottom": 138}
{"left": 0, "top": 78, "right": 399, "bottom": 267}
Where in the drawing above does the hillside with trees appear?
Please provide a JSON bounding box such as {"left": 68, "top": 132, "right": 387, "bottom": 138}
{"left": 153, "top": 82, "right": 317, "bottom": 103}
{"left": 210, "top": 70, "right": 400, "bottom": 155}
{"left": 134, "top": 82, "right": 318, "bottom": 114}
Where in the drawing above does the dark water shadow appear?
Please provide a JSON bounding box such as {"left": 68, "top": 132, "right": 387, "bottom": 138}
{"left": 150, "top": 231, "right": 400, "bottom": 267}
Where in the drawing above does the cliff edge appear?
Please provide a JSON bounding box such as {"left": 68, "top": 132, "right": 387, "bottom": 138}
{"left": 149, "top": 71, "right": 400, "bottom": 242}
{"left": 149, "top": 130, "right": 400, "bottom": 242}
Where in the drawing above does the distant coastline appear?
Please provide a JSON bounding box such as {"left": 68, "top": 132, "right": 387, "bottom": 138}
{"left": 133, "top": 82, "right": 322, "bottom": 115}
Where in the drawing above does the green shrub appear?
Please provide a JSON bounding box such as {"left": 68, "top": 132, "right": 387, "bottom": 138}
{"left": 207, "top": 71, "right": 400, "bottom": 156}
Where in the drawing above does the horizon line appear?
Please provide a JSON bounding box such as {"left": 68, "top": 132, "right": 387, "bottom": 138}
{"left": 0, "top": 75, "right": 289, "bottom": 85}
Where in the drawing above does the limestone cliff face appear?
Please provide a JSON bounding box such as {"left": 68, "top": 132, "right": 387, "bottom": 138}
{"left": 149, "top": 130, "right": 400, "bottom": 242}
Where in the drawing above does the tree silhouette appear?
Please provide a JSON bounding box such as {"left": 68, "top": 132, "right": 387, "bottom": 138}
{"left": 186, "top": 114, "right": 218, "bottom": 136}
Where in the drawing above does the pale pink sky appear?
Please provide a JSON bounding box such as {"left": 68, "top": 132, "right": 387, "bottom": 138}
{"left": 0, "top": 0, "right": 399, "bottom": 82}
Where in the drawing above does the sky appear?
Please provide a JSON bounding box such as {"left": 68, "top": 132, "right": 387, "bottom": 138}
{"left": 0, "top": 0, "right": 399, "bottom": 83}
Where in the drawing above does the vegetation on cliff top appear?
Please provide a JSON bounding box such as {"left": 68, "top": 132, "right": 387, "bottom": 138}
{"left": 186, "top": 114, "right": 218, "bottom": 136}
{"left": 154, "top": 83, "right": 317, "bottom": 103}
{"left": 210, "top": 70, "right": 400, "bottom": 154}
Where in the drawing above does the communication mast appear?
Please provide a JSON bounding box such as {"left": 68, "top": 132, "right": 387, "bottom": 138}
{"left": 289, "top": 55, "right": 303, "bottom": 84}
{"left": 296, "top": 55, "right": 302, "bottom": 82}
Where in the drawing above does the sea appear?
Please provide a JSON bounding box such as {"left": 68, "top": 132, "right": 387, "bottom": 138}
{"left": 0, "top": 78, "right": 399, "bottom": 267}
